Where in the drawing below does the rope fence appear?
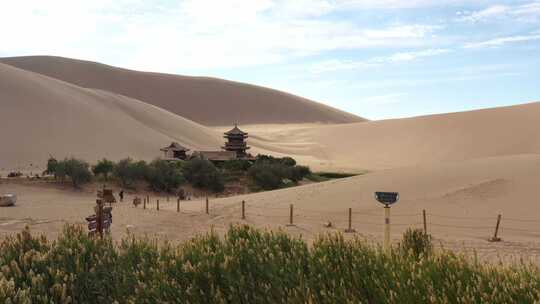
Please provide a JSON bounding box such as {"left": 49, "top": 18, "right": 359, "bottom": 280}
{"left": 129, "top": 196, "right": 540, "bottom": 241}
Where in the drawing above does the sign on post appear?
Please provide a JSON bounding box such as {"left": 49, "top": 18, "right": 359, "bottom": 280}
{"left": 374, "top": 191, "right": 399, "bottom": 250}
{"left": 86, "top": 202, "right": 113, "bottom": 238}
{"left": 374, "top": 192, "right": 399, "bottom": 206}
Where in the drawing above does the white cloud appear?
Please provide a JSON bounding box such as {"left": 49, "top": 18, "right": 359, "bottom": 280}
{"left": 458, "top": 1, "right": 540, "bottom": 23}
{"left": 0, "top": 0, "right": 443, "bottom": 71}
{"left": 464, "top": 34, "right": 540, "bottom": 49}
{"left": 310, "top": 48, "right": 449, "bottom": 73}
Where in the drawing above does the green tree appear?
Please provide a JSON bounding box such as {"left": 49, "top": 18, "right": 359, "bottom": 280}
{"left": 145, "top": 159, "right": 186, "bottom": 192}
{"left": 44, "top": 156, "right": 59, "bottom": 178}
{"left": 248, "top": 163, "right": 287, "bottom": 190}
{"left": 92, "top": 158, "right": 115, "bottom": 181}
{"left": 183, "top": 158, "right": 225, "bottom": 192}
{"left": 62, "top": 158, "right": 92, "bottom": 188}
{"left": 114, "top": 158, "right": 148, "bottom": 188}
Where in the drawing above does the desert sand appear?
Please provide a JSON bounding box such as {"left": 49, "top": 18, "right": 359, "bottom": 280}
{"left": 2, "top": 56, "right": 540, "bottom": 262}
{"left": 0, "top": 56, "right": 364, "bottom": 126}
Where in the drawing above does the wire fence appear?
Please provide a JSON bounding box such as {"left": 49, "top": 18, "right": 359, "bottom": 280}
{"left": 128, "top": 196, "right": 540, "bottom": 240}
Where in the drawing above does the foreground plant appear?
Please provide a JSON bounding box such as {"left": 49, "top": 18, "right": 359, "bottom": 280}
{"left": 1, "top": 225, "right": 539, "bottom": 303}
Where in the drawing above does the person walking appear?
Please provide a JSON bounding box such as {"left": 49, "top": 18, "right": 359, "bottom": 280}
{"left": 119, "top": 190, "right": 124, "bottom": 202}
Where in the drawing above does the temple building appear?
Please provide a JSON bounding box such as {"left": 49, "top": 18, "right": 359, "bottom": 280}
{"left": 160, "top": 142, "right": 189, "bottom": 160}
{"left": 159, "top": 125, "right": 254, "bottom": 162}
{"left": 222, "top": 124, "right": 250, "bottom": 158}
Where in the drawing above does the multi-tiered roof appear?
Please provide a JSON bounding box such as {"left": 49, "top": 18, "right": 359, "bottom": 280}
{"left": 222, "top": 124, "right": 250, "bottom": 158}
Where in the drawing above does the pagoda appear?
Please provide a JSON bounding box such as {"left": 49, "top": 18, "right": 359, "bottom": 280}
{"left": 222, "top": 124, "right": 250, "bottom": 158}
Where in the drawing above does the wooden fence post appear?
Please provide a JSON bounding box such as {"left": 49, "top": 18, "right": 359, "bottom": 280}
{"left": 345, "top": 208, "right": 355, "bottom": 233}
{"left": 287, "top": 204, "right": 294, "bottom": 226}
{"left": 241, "top": 200, "right": 245, "bottom": 219}
{"left": 489, "top": 214, "right": 502, "bottom": 242}
{"left": 205, "top": 196, "right": 209, "bottom": 214}
{"left": 96, "top": 199, "right": 104, "bottom": 239}
{"left": 177, "top": 198, "right": 180, "bottom": 213}
{"left": 423, "top": 209, "right": 427, "bottom": 235}
{"left": 157, "top": 199, "right": 160, "bottom": 211}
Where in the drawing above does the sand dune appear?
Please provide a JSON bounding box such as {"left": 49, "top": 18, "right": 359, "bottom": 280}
{"left": 249, "top": 102, "right": 540, "bottom": 171}
{"left": 0, "top": 62, "right": 223, "bottom": 169}
{"left": 0, "top": 56, "right": 365, "bottom": 126}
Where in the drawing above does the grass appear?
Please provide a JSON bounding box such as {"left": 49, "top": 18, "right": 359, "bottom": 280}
{"left": 1, "top": 225, "right": 539, "bottom": 303}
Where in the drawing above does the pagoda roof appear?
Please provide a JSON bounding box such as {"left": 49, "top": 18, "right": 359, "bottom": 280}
{"left": 224, "top": 124, "right": 248, "bottom": 136}
{"left": 160, "top": 142, "right": 189, "bottom": 152}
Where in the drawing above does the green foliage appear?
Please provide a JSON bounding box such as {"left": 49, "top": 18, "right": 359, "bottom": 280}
{"left": 280, "top": 156, "right": 297, "bottom": 167}
{"left": 113, "top": 158, "right": 148, "bottom": 188}
{"left": 62, "top": 158, "right": 93, "bottom": 188}
{"left": 92, "top": 158, "right": 115, "bottom": 181}
{"left": 220, "top": 159, "right": 252, "bottom": 172}
{"left": 183, "top": 158, "right": 225, "bottom": 192}
{"left": 44, "top": 156, "right": 59, "bottom": 176}
{"left": 249, "top": 161, "right": 312, "bottom": 190}
{"left": 2, "top": 225, "right": 540, "bottom": 303}
{"left": 315, "top": 171, "right": 360, "bottom": 179}
{"left": 145, "top": 159, "right": 186, "bottom": 193}
{"left": 399, "top": 228, "right": 433, "bottom": 258}
{"left": 248, "top": 162, "right": 287, "bottom": 190}
{"left": 288, "top": 165, "right": 311, "bottom": 182}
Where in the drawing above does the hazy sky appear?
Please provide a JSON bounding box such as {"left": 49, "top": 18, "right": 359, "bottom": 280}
{"left": 1, "top": 0, "right": 539, "bottom": 120}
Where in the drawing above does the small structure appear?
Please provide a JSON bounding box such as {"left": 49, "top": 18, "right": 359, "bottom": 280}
{"left": 222, "top": 124, "right": 250, "bottom": 158}
{"left": 161, "top": 142, "right": 190, "bottom": 160}
{"left": 0, "top": 194, "right": 16, "bottom": 207}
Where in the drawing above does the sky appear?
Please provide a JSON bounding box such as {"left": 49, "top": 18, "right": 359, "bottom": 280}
{"left": 1, "top": 0, "right": 539, "bottom": 120}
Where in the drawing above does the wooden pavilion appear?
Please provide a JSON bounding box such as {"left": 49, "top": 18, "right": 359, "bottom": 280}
{"left": 160, "top": 142, "right": 189, "bottom": 160}
{"left": 222, "top": 124, "right": 251, "bottom": 158}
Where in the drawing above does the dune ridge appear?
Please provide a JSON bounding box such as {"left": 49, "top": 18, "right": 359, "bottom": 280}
{"left": 0, "top": 56, "right": 365, "bottom": 126}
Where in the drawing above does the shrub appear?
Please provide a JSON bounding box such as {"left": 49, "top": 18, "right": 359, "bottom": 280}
{"left": 113, "top": 158, "right": 148, "bottom": 188}
{"left": 280, "top": 156, "right": 297, "bottom": 167}
{"left": 183, "top": 158, "right": 225, "bottom": 192}
{"left": 248, "top": 163, "right": 286, "bottom": 190}
{"left": 61, "top": 157, "right": 92, "bottom": 188}
{"left": 2, "top": 225, "right": 540, "bottom": 303}
{"left": 288, "top": 165, "right": 311, "bottom": 182}
{"left": 221, "top": 159, "right": 252, "bottom": 172}
{"left": 92, "top": 158, "right": 115, "bottom": 181}
{"left": 399, "top": 228, "right": 432, "bottom": 258}
{"left": 145, "top": 159, "right": 186, "bottom": 192}
{"left": 315, "top": 172, "right": 359, "bottom": 179}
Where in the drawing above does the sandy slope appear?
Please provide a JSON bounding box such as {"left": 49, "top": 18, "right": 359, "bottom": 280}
{"left": 0, "top": 56, "right": 365, "bottom": 126}
{"left": 0, "top": 62, "right": 223, "bottom": 169}
{"left": 246, "top": 101, "right": 540, "bottom": 171}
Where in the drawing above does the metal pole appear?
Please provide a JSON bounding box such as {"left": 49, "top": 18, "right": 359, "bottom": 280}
{"left": 423, "top": 209, "right": 427, "bottom": 235}
{"left": 242, "top": 200, "right": 245, "bottom": 219}
{"left": 384, "top": 205, "right": 391, "bottom": 250}
{"left": 205, "top": 196, "right": 209, "bottom": 214}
